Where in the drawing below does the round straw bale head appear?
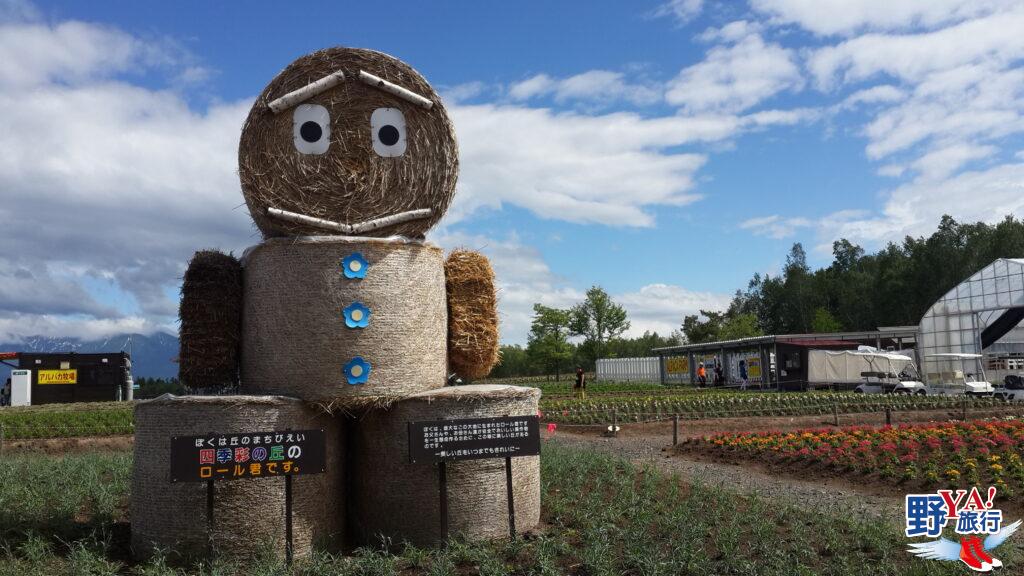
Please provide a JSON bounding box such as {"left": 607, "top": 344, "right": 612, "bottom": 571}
{"left": 179, "top": 250, "right": 242, "bottom": 391}
{"left": 239, "top": 46, "right": 458, "bottom": 239}
{"left": 131, "top": 395, "right": 345, "bottom": 560}
{"left": 445, "top": 250, "right": 499, "bottom": 380}
{"left": 241, "top": 236, "right": 447, "bottom": 402}
{"left": 350, "top": 385, "right": 541, "bottom": 547}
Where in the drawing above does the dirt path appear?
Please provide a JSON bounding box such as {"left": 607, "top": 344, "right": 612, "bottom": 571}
{"left": 1, "top": 435, "right": 133, "bottom": 455}
{"left": 549, "top": 426, "right": 908, "bottom": 526}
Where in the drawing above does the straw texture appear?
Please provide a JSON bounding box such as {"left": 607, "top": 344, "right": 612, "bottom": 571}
{"left": 445, "top": 250, "right": 499, "bottom": 380}
{"left": 238, "top": 46, "right": 458, "bottom": 239}
{"left": 349, "top": 385, "right": 541, "bottom": 547}
{"left": 178, "top": 250, "right": 242, "bottom": 392}
{"left": 241, "top": 236, "right": 447, "bottom": 401}
{"left": 131, "top": 395, "right": 345, "bottom": 560}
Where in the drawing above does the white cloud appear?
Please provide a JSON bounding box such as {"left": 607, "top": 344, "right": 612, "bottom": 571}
{"left": 861, "top": 65, "right": 1024, "bottom": 159}
{"left": 650, "top": 0, "right": 704, "bottom": 25}
{"left": 508, "top": 70, "right": 661, "bottom": 107}
{"left": 910, "top": 143, "right": 997, "bottom": 181}
{"left": 448, "top": 104, "right": 745, "bottom": 227}
{"left": 740, "top": 215, "right": 813, "bottom": 239}
{"left": 698, "top": 20, "right": 764, "bottom": 43}
{"left": 752, "top": 0, "right": 1019, "bottom": 36}
{"left": 0, "top": 258, "right": 118, "bottom": 318}
{"left": 821, "top": 163, "right": 1024, "bottom": 245}
{"left": 441, "top": 81, "right": 486, "bottom": 103}
{"left": 0, "top": 313, "right": 163, "bottom": 343}
{"left": 0, "top": 14, "right": 252, "bottom": 341}
{"left": 665, "top": 33, "right": 803, "bottom": 113}
{"left": 838, "top": 85, "right": 906, "bottom": 109}
{"left": 808, "top": 10, "right": 1024, "bottom": 89}
{"left": 616, "top": 283, "right": 732, "bottom": 337}
{"left": 432, "top": 231, "right": 729, "bottom": 343}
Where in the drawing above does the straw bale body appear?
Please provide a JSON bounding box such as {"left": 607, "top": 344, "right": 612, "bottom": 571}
{"left": 350, "top": 385, "right": 540, "bottom": 547}
{"left": 241, "top": 236, "right": 447, "bottom": 402}
{"left": 238, "top": 47, "right": 458, "bottom": 239}
{"left": 445, "top": 250, "right": 499, "bottom": 380}
{"left": 179, "top": 250, "right": 242, "bottom": 391}
{"left": 131, "top": 395, "right": 345, "bottom": 560}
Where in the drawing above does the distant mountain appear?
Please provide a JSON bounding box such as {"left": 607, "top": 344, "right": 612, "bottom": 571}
{"left": 0, "top": 332, "right": 179, "bottom": 380}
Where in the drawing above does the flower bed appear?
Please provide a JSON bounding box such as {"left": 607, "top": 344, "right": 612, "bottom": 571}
{"left": 682, "top": 419, "right": 1024, "bottom": 496}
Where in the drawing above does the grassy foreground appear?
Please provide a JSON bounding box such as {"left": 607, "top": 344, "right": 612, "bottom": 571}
{"left": 0, "top": 443, "right": 990, "bottom": 575}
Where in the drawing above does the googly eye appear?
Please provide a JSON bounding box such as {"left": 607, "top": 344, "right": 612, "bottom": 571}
{"left": 371, "top": 107, "right": 406, "bottom": 157}
{"left": 293, "top": 104, "right": 330, "bottom": 155}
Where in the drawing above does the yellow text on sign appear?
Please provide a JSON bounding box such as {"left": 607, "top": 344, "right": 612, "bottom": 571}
{"left": 665, "top": 356, "right": 689, "bottom": 375}
{"left": 38, "top": 369, "right": 77, "bottom": 385}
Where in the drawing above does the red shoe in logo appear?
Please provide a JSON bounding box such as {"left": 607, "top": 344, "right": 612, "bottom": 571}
{"left": 960, "top": 537, "right": 992, "bottom": 572}
{"left": 968, "top": 535, "right": 1001, "bottom": 569}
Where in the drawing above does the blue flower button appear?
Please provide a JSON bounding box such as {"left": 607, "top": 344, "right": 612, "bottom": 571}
{"left": 344, "top": 357, "right": 371, "bottom": 385}
{"left": 343, "top": 302, "right": 371, "bottom": 328}
{"left": 341, "top": 252, "right": 368, "bottom": 279}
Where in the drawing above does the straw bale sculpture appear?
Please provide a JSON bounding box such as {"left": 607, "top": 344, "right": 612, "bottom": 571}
{"left": 179, "top": 47, "right": 499, "bottom": 398}
{"left": 141, "top": 46, "right": 534, "bottom": 560}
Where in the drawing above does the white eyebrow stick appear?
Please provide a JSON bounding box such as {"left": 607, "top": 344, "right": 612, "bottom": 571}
{"left": 268, "top": 71, "right": 346, "bottom": 114}
{"left": 358, "top": 70, "right": 433, "bottom": 110}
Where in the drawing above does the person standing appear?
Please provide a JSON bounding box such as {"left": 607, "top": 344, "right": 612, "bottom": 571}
{"left": 697, "top": 362, "right": 706, "bottom": 386}
{"left": 574, "top": 367, "right": 587, "bottom": 400}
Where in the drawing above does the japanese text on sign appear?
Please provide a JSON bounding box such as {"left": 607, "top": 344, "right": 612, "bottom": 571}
{"left": 408, "top": 416, "right": 541, "bottom": 464}
{"left": 169, "top": 429, "right": 326, "bottom": 483}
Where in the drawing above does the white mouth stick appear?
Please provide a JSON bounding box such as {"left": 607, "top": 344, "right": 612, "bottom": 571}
{"left": 267, "top": 207, "right": 432, "bottom": 234}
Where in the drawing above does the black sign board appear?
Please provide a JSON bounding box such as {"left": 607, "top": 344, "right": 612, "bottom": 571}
{"left": 170, "top": 429, "right": 326, "bottom": 483}
{"left": 408, "top": 415, "right": 540, "bottom": 464}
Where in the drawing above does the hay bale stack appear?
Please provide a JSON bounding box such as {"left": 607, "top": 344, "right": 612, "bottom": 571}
{"left": 445, "top": 250, "right": 499, "bottom": 380}
{"left": 241, "top": 236, "right": 447, "bottom": 403}
{"left": 179, "top": 250, "right": 242, "bottom": 392}
{"left": 350, "top": 385, "right": 540, "bottom": 547}
{"left": 131, "top": 395, "right": 344, "bottom": 560}
{"left": 238, "top": 46, "right": 458, "bottom": 239}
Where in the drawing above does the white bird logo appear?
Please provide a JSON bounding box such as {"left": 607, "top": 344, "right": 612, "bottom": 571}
{"left": 907, "top": 520, "right": 1020, "bottom": 572}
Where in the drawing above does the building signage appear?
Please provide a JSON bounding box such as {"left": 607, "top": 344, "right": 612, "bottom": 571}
{"left": 169, "top": 429, "right": 326, "bottom": 483}
{"left": 408, "top": 415, "right": 540, "bottom": 464}
{"left": 747, "top": 357, "right": 762, "bottom": 379}
{"left": 665, "top": 356, "right": 689, "bottom": 375}
{"left": 37, "top": 369, "right": 77, "bottom": 385}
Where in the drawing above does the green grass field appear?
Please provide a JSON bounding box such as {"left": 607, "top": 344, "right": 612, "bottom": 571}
{"left": 1, "top": 389, "right": 1014, "bottom": 439}
{"left": 0, "top": 443, "right": 983, "bottom": 575}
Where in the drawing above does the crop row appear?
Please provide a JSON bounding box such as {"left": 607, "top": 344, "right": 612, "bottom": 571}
{"left": 540, "top": 393, "right": 1007, "bottom": 424}
{"left": 683, "top": 419, "right": 1024, "bottom": 496}
{"left": 0, "top": 404, "right": 134, "bottom": 439}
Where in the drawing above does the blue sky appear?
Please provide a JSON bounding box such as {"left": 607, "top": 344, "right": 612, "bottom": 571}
{"left": 1, "top": 0, "right": 1023, "bottom": 344}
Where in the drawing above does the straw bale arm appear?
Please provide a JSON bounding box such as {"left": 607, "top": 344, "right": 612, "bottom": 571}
{"left": 179, "top": 250, "right": 243, "bottom": 392}
{"left": 445, "top": 250, "right": 500, "bottom": 380}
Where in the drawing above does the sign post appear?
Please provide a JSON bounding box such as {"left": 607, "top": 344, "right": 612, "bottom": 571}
{"left": 409, "top": 415, "right": 540, "bottom": 540}
{"left": 170, "top": 428, "right": 326, "bottom": 563}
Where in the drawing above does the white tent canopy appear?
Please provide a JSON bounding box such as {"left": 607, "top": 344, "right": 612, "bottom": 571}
{"left": 807, "top": 350, "right": 914, "bottom": 384}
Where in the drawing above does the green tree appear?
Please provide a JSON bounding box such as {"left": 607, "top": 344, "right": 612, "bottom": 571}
{"left": 526, "top": 304, "right": 574, "bottom": 380}
{"left": 569, "top": 286, "right": 630, "bottom": 368}
{"left": 811, "top": 307, "right": 842, "bottom": 333}
{"left": 682, "top": 310, "right": 762, "bottom": 343}
{"left": 490, "top": 344, "right": 531, "bottom": 379}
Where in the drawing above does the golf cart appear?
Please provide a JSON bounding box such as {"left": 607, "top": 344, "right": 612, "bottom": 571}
{"left": 994, "top": 374, "right": 1024, "bottom": 402}
{"left": 851, "top": 352, "right": 927, "bottom": 395}
{"left": 924, "top": 353, "right": 994, "bottom": 396}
